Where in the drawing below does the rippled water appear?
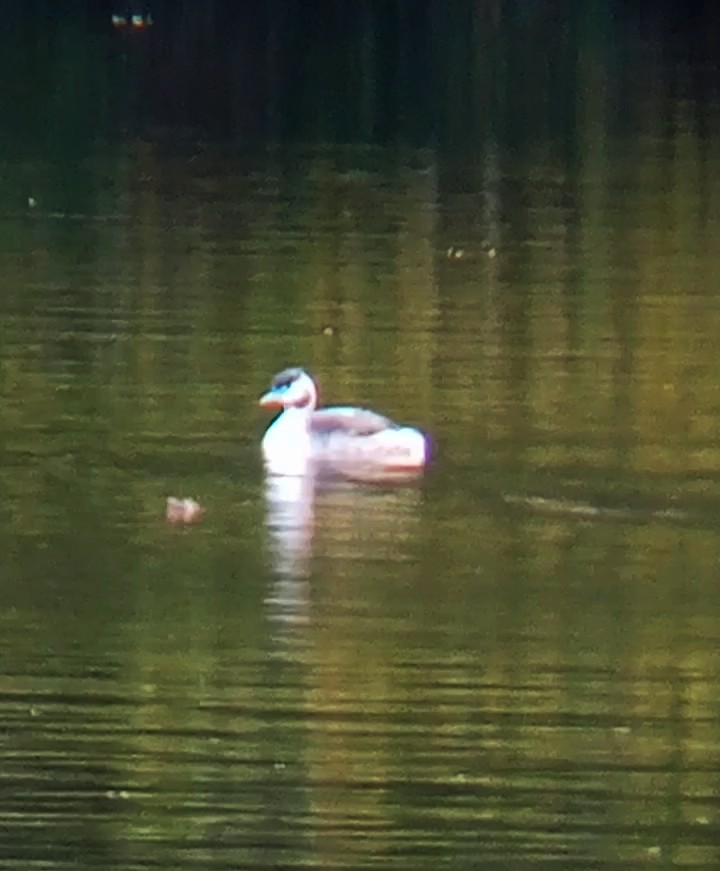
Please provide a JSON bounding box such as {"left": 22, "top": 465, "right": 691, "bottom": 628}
{"left": 3, "top": 11, "right": 720, "bottom": 870}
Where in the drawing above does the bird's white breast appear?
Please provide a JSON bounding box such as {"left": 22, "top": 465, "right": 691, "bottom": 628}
{"left": 261, "top": 408, "right": 313, "bottom": 476}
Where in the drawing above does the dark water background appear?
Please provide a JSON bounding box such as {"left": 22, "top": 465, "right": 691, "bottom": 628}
{"left": 2, "top": 3, "right": 720, "bottom": 868}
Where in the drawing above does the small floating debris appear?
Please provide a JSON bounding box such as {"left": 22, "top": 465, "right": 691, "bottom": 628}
{"left": 166, "top": 497, "right": 205, "bottom": 525}
{"left": 112, "top": 12, "right": 154, "bottom": 30}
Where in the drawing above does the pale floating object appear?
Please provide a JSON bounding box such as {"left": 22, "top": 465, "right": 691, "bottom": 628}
{"left": 259, "top": 367, "right": 430, "bottom": 478}
{"left": 165, "top": 497, "right": 205, "bottom": 525}
{"left": 112, "top": 12, "right": 153, "bottom": 29}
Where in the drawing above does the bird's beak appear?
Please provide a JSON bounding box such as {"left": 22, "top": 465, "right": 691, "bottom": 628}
{"left": 259, "top": 389, "right": 284, "bottom": 408}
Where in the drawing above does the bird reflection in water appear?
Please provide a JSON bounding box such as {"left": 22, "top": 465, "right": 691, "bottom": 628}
{"left": 263, "top": 469, "right": 424, "bottom": 632}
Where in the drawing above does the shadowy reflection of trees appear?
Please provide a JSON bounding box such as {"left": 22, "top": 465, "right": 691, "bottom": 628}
{"left": 3, "top": 1, "right": 720, "bottom": 149}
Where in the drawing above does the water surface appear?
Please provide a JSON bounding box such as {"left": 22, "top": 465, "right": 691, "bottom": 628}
{"left": 2, "top": 9, "right": 720, "bottom": 871}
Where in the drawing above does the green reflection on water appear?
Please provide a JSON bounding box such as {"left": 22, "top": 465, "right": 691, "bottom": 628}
{"left": 2, "top": 5, "right": 720, "bottom": 869}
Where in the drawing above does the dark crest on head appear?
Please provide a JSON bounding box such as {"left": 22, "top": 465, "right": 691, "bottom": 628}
{"left": 271, "top": 367, "right": 305, "bottom": 389}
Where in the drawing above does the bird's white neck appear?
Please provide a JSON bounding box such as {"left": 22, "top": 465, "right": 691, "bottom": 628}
{"left": 262, "top": 406, "right": 313, "bottom": 476}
